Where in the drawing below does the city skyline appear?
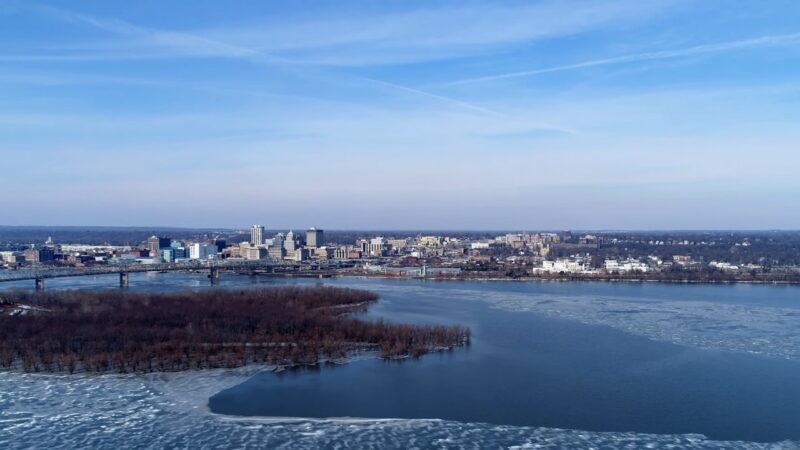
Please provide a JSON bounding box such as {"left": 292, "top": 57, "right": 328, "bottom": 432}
{"left": 2, "top": 0, "right": 800, "bottom": 229}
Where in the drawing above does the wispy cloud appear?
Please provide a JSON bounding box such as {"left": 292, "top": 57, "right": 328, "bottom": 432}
{"left": 201, "top": 0, "right": 679, "bottom": 66}
{"left": 4, "top": 0, "right": 679, "bottom": 66}
{"left": 3, "top": 0, "right": 800, "bottom": 228}
{"left": 3, "top": 1, "right": 294, "bottom": 64}
{"left": 447, "top": 32, "right": 800, "bottom": 85}
{"left": 2, "top": 2, "right": 511, "bottom": 117}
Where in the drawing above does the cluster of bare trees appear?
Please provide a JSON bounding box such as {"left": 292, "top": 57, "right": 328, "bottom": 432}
{"left": 0, "top": 287, "right": 469, "bottom": 374}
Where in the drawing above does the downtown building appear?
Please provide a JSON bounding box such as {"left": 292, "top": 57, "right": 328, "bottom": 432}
{"left": 189, "top": 243, "right": 217, "bottom": 260}
{"left": 306, "top": 227, "right": 324, "bottom": 248}
{"left": 147, "top": 236, "right": 170, "bottom": 257}
{"left": 251, "top": 225, "right": 265, "bottom": 246}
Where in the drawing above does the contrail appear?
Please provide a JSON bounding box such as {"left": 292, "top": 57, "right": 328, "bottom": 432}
{"left": 360, "top": 77, "right": 503, "bottom": 116}
{"left": 361, "top": 77, "right": 579, "bottom": 135}
{"left": 447, "top": 32, "right": 800, "bottom": 85}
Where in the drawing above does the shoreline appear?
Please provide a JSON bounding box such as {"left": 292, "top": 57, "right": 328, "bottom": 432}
{"left": 272, "top": 271, "right": 800, "bottom": 286}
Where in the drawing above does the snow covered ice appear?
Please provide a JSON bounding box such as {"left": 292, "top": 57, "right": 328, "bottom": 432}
{"left": 1, "top": 368, "right": 797, "bottom": 449}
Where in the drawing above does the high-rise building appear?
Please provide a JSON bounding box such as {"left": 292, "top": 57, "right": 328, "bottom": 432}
{"left": 189, "top": 243, "right": 217, "bottom": 260}
{"left": 251, "top": 225, "right": 265, "bottom": 245}
{"left": 271, "top": 233, "right": 285, "bottom": 251}
{"left": 284, "top": 231, "right": 297, "bottom": 253}
{"left": 306, "top": 227, "right": 324, "bottom": 248}
{"left": 213, "top": 239, "right": 226, "bottom": 252}
{"left": 147, "top": 236, "right": 170, "bottom": 257}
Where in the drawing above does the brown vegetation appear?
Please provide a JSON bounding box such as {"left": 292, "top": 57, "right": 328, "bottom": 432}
{"left": 0, "top": 287, "right": 470, "bottom": 374}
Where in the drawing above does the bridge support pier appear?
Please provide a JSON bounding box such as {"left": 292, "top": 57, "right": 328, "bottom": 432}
{"left": 119, "top": 272, "right": 129, "bottom": 288}
{"left": 209, "top": 267, "right": 220, "bottom": 284}
{"left": 35, "top": 277, "right": 45, "bottom": 291}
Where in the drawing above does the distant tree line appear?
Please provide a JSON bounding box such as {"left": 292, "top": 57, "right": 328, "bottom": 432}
{"left": 543, "top": 232, "right": 800, "bottom": 267}
{"left": 0, "top": 287, "right": 470, "bottom": 374}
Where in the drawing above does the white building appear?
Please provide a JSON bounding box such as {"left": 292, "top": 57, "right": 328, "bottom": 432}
{"left": 284, "top": 231, "right": 297, "bottom": 253}
{"left": 604, "top": 259, "right": 650, "bottom": 273}
{"left": 369, "top": 237, "right": 387, "bottom": 257}
{"left": 189, "top": 243, "right": 217, "bottom": 260}
{"left": 59, "top": 244, "right": 131, "bottom": 252}
{"left": 0, "top": 251, "right": 24, "bottom": 264}
{"left": 250, "top": 225, "right": 265, "bottom": 246}
{"left": 538, "top": 258, "right": 591, "bottom": 274}
{"left": 709, "top": 261, "right": 739, "bottom": 271}
{"left": 333, "top": 246, "right": 351, "bottom": 260}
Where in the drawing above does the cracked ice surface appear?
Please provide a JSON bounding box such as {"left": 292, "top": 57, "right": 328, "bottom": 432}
{"left": 343, "top": 281, "right": 800, "bottom": 361}
{"left": 2, "top": 279, "right": 800, "bottom": 448}
{"left": 0, "top": 370, "right": 793, "bottom": 450}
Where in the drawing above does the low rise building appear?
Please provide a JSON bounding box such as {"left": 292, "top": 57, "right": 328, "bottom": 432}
{"left": 709, "top": 261, "right": 739, "bottom": 271}
{"left": 536, "top": 258, "right": 591, "bottom": 274}
{"left": 314, "top": 247, "right": 333, "bottom": 260}
{"left": 604, "top": 259, "right": 650, "bottom": 273}
{"left": 244, "top": 246, "right": 267, "bottom": 260}
{"left": 268, "top": 246, "right": 286, "bottom": 260}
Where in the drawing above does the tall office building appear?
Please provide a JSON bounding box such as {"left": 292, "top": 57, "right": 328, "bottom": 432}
{"left": 147, "top": 236, "right": 170, "bottom": 257}
{"left": 251, "top": 225, "right": 265, "bottom": 245}
{"left": 213, "top": 239, "right": 226, "bottom": 252}
{"left": 189, "top": 243, "right": 216, "bottom": 260}
{"left": 306, "top": 227, "right": 324, "bottom": 248}
{"left": 284, "top": 231, "right": 297, "bottom": 252}
{"left": 272, "top": 233, "right": 285, "bottom": 251}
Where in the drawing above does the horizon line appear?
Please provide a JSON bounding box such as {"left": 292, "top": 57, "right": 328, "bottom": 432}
{"left": 1, "top": 225, "right": 798, "bottom": 233}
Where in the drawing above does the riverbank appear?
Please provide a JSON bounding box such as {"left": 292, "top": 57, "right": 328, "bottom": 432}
{"left": 263, "top": 269, "right": 800, "bottom": 285}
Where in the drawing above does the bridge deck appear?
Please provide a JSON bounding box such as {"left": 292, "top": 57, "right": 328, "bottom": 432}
{"left": 0, "top": 261, "right": 301, "bottom": 283}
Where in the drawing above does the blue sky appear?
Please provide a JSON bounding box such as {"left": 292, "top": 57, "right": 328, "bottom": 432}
{"left": 1, "top": 0, "right": 799, "bottom": 229}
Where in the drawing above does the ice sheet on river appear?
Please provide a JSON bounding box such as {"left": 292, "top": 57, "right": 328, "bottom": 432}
{"left": 0, "top": 370, "right": 793, "bottom": 450}
{"left": 346, "top": 281, "right": 800, "bottom": 361}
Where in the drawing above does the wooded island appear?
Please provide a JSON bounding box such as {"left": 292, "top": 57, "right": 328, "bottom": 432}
{"left": 0, "top": 287, "right": 470, "bottom": 374}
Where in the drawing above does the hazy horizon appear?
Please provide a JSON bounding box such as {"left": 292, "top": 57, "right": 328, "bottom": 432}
{"left": 2, "top": 0, "right": 799, "bottom": 229}
{"left": 1, "top": 224, "right": 798, "bottom": 233}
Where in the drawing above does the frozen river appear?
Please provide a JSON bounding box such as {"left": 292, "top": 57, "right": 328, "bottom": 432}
{"left": 2, "top": 273, "right": 800, "bottom": 448}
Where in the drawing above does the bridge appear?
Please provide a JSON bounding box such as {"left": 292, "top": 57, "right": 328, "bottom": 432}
{"left": 0, "top": 260, "right": 316, "bottom": 290}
